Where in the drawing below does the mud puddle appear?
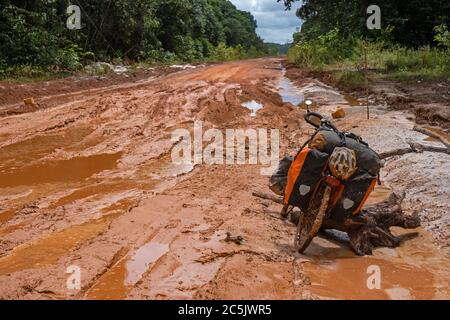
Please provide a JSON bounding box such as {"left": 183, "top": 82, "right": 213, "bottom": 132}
{"left": 0, "top": 152, "right": 122, "bottom": 188}
{"left": 0, "top": 209, "right": 16, "bottom": 225}
{"left": 45, "top": 153, "right": 194, "bottom": 210}
{"left": 0, "top": 212, "right": 121, "bottom": 275}
{"left": 0, "top": 127, "right": 93, "bottom": 167}
{"left": 303, "top": 240, "right": 436, "bottom": 300}
{"left": 279, "top": 69, "right": 304, "bottom": 106}
{"left": 300, "top": 165, "right": 450, "bottom": 300}
{"left": 344, "top": 95, "right": 365, "bottom": 107}
{"left": 47, "top": 181, "right": 147, "bottom": 210}
{"left": 242, "top": 101, "right": 263, "bottom": 117}
{"left": 86, "top": 241, "right": 170, "bottom": 299}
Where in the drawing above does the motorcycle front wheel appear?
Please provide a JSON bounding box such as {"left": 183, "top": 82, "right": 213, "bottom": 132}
{"left": 294, "top": 184, "right": 332, "bottom": 253}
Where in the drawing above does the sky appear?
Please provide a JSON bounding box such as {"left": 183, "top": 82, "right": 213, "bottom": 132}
{"left": 230, "top": 0, "right": 303, "bottom": 44}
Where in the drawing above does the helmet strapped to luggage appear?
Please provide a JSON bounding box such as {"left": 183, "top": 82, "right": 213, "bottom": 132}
{"left": 329, "top": 147, "right": 358, "bottom": 181}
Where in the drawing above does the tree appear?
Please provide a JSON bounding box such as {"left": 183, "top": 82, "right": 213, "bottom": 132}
{"left": 280, "top": 0, "right": 450, "bottom": 47}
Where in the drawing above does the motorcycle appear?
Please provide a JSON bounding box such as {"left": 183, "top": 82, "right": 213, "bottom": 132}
{"left": 275, "top": 102, "right": 420, "bottom": 256}
{"left": 293, "top": 111, "right": 363, "bottom": 253}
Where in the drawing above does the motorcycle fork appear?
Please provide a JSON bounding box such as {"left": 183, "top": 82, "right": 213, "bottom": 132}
{"left": 323, "top": 175, "right": 344, "bottom": 215}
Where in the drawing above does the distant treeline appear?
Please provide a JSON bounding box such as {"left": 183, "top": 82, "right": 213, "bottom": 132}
{"left": 266, "top": 43, "right": 291, "bottom": 55}
{"left": 0, "top": 0, "right": 280, "bottom": 72}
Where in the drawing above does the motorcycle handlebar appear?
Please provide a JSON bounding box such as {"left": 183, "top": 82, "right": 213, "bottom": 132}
{"left": 304, "top": 112, "right": 323, "bottom": 129}
{"left": 304, "top": 111, "right": 369, "bottom": 147}
{"left": 304, "top": 112, "right": 340, "bottom": 132}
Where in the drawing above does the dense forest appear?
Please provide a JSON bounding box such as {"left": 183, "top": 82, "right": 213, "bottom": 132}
{"left": 282, "top": 0, "right": 450, "bottom": 82}
{"left": 0, "top": 0, "right": 279, "bottom": 74}
{"left": 281, "top": 0, "right": 450, "bottom": 47}
{"left": 267, "top": 43, "right": 291, "bottom": 55}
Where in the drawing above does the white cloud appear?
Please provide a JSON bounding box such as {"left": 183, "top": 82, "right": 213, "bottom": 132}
{"left": 230, "top": 0, "right": 302, "bottom": 44}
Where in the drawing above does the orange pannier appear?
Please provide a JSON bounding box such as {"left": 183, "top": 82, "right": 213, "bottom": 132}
{"left": 284, "top": 147, "right": 329, "bottom": 211}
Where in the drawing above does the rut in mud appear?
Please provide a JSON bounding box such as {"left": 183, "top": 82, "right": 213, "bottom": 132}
{"left": 0, "top": 58, "right": 449, "bottom": 300}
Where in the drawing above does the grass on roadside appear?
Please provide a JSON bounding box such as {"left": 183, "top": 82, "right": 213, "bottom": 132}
{"left": 288, "top": 39, "right": 450, "bottom": 86}
{"left": 0, "top": 65, "right": 72, "bottom": 83}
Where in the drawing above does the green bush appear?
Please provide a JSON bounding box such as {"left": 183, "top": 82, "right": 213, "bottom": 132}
{"left": 0, "top": 1, "right": 275, "bottom": 80}
{"left": 0, "top": 65, "right": 70, "bottom": 82}
{"left": 288, "top": 26, "right": 450, "bottom": 82}
{"left": 332, "top": 71, "right": 367, "bottom": 91}
{"left": 383, "top": 47, "right": 449, "bottom": 73}
{"left": 55, "top": 45, "right": 84, "bottom": 70}
{"left": 210, "top": 42, "right": 237, "bottom": 61}
{"left": 434, "top": 24, "right": 450, "bottom": 49}
{"left": 173, "top": 36, "right": 204, "bottom": 62}
{"left": 287, "top": 29, "right": 355, "bottom": 69}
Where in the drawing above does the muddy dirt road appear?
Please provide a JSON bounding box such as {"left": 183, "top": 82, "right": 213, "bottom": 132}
{"left": 0, "top": 58, "right": 449, "bottom": 300}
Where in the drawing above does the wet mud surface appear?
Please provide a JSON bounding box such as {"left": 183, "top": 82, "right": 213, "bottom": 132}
{"left": 0, "top": 58, "right": 449, "bottom": 299}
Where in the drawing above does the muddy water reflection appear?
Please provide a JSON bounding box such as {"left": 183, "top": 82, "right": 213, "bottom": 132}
{"left": 344, "top": 95, "right": 364, "bottom": 107}
{"left": 242, "top": 101, "right": 263, "bottom": 117}
{"left": 0, "top": 152, "right": 122, "bottom": 188}
{"left": 86, "top": 241, "right": 170, "bottom": 299}
{"left": 303, "top": 241, "right": 436, "bottom": 300}
{"left": 0, "top": 213, "right": 120, "bottom": 275}
{"left": 0, "top": 209, "right": 16, "bottom": 225}
{"left": 302, "top": 184, "right": 450, "bottom": 300}
{"left": 0, "top": 128, "right": 93, "bottom": 167}
{"left": 279, "top": 69, "right": 304, "bottom": 105}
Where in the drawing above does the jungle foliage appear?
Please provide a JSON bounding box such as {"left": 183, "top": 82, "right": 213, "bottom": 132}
{"left": 0, "top": 0, "right": 278, "bottom": 75}
{"left": 282, "top": 0, "right": 450, "bottom": 81}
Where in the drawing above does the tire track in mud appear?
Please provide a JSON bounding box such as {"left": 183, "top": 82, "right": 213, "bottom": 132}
{"left": 0, "top": 58, "right": 449, "bottom": 300}
{"left": 0, "top": 58, "right": 306, "bottom": 299}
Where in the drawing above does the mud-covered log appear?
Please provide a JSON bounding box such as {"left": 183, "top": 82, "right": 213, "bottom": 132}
{"left": 252, "top": 191, "right": 284, "bottom": 204}
{"left": 323, "top": 192, "right": 421, "bottom": 256}
{"left": 380, "top": 141, "right": 450, "bottom": 159}
{"left": 256, "top": 187, "right": 421, "bottom": 256}
{"left": 413, "top": 125, "right": 450, "bottom": 149}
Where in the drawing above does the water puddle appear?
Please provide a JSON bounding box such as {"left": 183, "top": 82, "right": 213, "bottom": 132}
{"left": 0, "top": 213, "right": 120, "bottom": 275}
{"left": 0, "top": 152, "right": 122, "bottom": 188}
{"left": 47, "top": 181, "right": 144, "bottom": 210}
{"left": 86, "top": 258, "right": 128, "bottom": 300}
{"left": 86, "top": 241, "right": 170, "bottom": 299}
{"left": 0, "top": 209, "right": 16, "bottom": 225}
{"left": 137, "top": 154, "right": 195, "bottom": 180}
{"left": 344, "top": 95, "right": 365, "bottom": 107}
{"left": 365, "top": 185, "right": 393, "bottom": 207}
{"left": 303, "top": 243, "right": 436, "bottom": 300}
{"left": 242, "top": 101, "right": 263, "bottom": 117}
{"left": 126, "top": 242, "right": 170, "bottom": 285}
{"left": 0, "top": 127, "right": 93, "bottom": 168}
{"left": 278, "top": 69, "right": 304, "bottom": 105}
{"left": 0, "top": 199, "right": 136, "bottom": 285}
{"left": 302, "top": 182, "right": 450, "bottom": 300}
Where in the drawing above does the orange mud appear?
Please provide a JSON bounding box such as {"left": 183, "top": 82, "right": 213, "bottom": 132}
{"left": 0, "top": 58, "right": 449, "bottom": 300}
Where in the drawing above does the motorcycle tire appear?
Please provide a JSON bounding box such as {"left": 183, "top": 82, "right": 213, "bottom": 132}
{"left": 294, "top": 184, "right": 332, "bottom": 253}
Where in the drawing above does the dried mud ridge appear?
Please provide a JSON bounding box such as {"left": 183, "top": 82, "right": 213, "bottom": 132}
{"left": 0, "top": 58, "right": 449, "bottom": 300}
